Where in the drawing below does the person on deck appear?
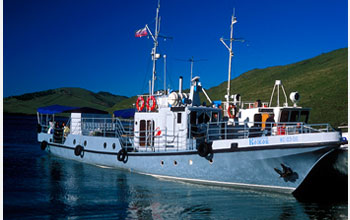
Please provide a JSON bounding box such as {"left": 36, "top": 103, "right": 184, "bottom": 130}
{"left": 63, "top": 123, "right": 70, "bottom": 137}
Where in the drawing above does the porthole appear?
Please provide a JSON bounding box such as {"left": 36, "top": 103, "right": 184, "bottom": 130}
{"left": 174, "top": 160, "right": 178, "bottom": 166}
{"left": 84, "top": 140, "right": 87, "bottom": 146}
{"left": 189, "top": 160, "right": 193, "bottom": 165}
{"left": 209, "top": 159, "right": 213, "bottom": 164}
{"left": 160, "top": 160, "right": 164, "bottom": 166}
{"left": 104, "top": 142, "right": 107, "bottom": 148}
{"left": 73, "top": 139, "right": 76, "bottom": 145}
{"left": 112, "top": 143, "right": 116, "bottom": 149}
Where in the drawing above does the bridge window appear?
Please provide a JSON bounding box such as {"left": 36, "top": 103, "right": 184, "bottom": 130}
{"left": 300, "top": 111, "right": 309, "bottom": 123}
{"left": 280, "top": 110, "right": 289, "bottom": 122}
{"left": 290, "top": 111, "right": 299, "bottom": 122}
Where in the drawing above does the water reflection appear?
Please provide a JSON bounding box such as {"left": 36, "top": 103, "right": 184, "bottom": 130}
{"left": 38, "top": 155, "right": 348, "bottom": 219}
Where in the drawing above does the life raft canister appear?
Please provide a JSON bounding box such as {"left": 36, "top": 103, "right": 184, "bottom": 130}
{"left": 146, "top": 96, "right": 157, "bottom": 111}
{"left": 227, "top": 105, "right": 236, "bottom": 118}
{"left": 136, "top": 96, "right": 145, "bottom": 112}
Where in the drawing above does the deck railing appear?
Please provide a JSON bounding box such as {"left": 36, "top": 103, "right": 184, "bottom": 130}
{"left": 39, "top": 116, "right": 335, "bottom": 150}
{"left": 205, "top": 121, "right": 335, "bottom": 142}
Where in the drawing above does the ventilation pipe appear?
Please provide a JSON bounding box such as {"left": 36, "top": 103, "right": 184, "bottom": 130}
{"left": 179, "top": 76, "right": 183, "bottom": 94}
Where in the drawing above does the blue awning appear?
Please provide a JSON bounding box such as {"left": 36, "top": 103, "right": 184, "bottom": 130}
{"left": 37, "top": 105, "right": 79, "bottom": 114}
{"left": 113, "top": 108, "right": 135, "bottom": 119}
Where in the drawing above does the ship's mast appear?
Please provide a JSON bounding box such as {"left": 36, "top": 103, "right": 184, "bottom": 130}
{"left": 220, "top": 12, "right": 237, "bottom": 104}
{"left": 145, "top": 1, "right": 161, "bottom": 96}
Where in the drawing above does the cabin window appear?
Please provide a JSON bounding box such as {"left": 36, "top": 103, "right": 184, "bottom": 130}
{"left": 139, "top": 120, "right": 146, "bottom": 146}
{"left": 177, "top": 113, "right": 182, "bottom": 124}
{"left": 198, "top": 113, "right": 204, "bottom": 124}
{"left": 290, "top": 111, "right": 299, "bottom": 122}
{"left": 254, "top": 114, "right": 262, "bottom": 127}
{"left": 190, "top": 111, "right": 197, "bottom": 124}
{"left": 280, "top": 110, "right": 289, "bottom": 123}
{"left": 204, "top": 113, "right": 210, "bottom": 123}
{"left": 299, "top": 111, "right": 309, "bottom": 123}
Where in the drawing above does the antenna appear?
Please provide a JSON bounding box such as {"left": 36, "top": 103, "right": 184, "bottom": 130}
{"left": 143, "top": 1, "right": 172, "bottom": 95}
{"left": 220, "top": 9, "right": 244, "bottom": 110}
{"left": 144, "top": 1, "right": 161, "bottom": 96}
{"left": 176, "top": 56, "right": 208, "bottom": 87}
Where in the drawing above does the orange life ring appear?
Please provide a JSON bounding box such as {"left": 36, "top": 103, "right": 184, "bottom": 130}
{"left": 227, "top": 105, "right": 236, "bottom": 118}
{"left": 136, "top": 96, "right": 145, "bottom": 111}
{"left": 147, "top": 96, "right": 156, "bottom": 111}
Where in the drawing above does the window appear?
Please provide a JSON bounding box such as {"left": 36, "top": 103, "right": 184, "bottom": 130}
{"left": 190, "top": 111, "right": 197, "bottom": 124}
{"left": 140, "top": 120, "right": 146, "bottom": 146}
{"left": 299, "top": 111, "right": 309, "bottom": 123}
{"left": 212, "top": 112, "right": 219, "bottom": 122}
{"left": 280, "top": 110, "right": 289, "bottom": 122}
{"left": 290, "top": 111, "right": 299, "bottom": 122}
{"left": 177, "top": 113, "right": 182, "bottom": 124}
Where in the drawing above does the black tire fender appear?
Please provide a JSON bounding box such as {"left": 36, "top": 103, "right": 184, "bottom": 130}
{"left": 40, "top": 141, "right": 48, "bottom": 151}
{"left": 117, "top": 149, "right": 127, "bottom": 162}
{"left": 198, "top": 142, "right": 212, "bottom": 157}
{"left": 74, "top": 145, "right": 84, "bottom": 157}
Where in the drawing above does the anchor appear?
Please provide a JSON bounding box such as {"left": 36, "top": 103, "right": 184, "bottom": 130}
{"left": 274, "top": 163, "right": 299, "bottom": 182}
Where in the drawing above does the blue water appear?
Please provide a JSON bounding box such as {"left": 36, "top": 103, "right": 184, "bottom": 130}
{"left": 4, "top": 115, "right": 348, "bottom": 219}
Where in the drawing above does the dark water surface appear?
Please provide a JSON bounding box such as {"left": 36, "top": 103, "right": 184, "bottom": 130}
{"left": 4, "top": 115, "right": 348, "bottom": 219}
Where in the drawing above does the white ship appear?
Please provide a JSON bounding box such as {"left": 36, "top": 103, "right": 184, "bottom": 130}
{"left": 37, "top": 2, "right": 346, "bottom": 196}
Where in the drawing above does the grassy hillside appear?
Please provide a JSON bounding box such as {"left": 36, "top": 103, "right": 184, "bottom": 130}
{"left": 205, "top": 48, "right": 347, "bottom": 127}
{"left": 111, "top": 48, "right": 347, "bottom": 127}
{"left": 4, "top": 87, "right": 128, "bottom": 114}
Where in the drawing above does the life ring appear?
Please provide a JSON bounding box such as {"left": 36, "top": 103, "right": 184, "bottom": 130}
{"left": 146, "top": 96, "right": 157, "bottom": 111}
{"left": 227, "top": 105, "right": 236, "bottom": 118}
{"left": 117, "top": 149, "right": 128, "bottom": 163}
{"left": 197, "top": 142, "right": 212, "bottom": 157}
{"left": 136, "top": 96, "right": 145, "bottom": 112}
{"left": 40, "top": 141, "right": 48, "bottom": 150}
{"left": 74, "top": 145, "right": 84, "bottom": 157}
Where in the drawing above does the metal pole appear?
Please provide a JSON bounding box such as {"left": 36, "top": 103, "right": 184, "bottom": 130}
{"left": 151, "top": 1, "right": 160, "bottom": 95}
{"left": 190, "top": 57, "right": 194, "bottom": 87}
{"left": 227, "top": 14, "right": 234, "bottom": 104}
{"left": 163, "top": 54, "right": 166, "bottom": 94}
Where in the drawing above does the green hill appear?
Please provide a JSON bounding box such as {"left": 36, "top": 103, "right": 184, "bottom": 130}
{"left": 4, "top": 87, "right": 128, "bottom": 114}
{"left": 111, "top": 48, "right": 348, "bottom": 127}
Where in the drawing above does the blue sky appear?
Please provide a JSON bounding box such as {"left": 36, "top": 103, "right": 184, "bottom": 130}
{"left": 4, "top": 0, "right": 348, "bottom": 98}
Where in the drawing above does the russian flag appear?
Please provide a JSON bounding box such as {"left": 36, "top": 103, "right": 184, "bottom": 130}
{"left": 135, "top": 27, "right": 148, "bottom": 38}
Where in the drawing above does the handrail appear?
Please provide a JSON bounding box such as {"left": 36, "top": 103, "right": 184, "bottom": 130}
{"left": 38, "top": 115, "right": 336, "bottom": 152}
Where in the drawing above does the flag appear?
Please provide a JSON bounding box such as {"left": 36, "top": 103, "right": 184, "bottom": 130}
{"left": 135, "top": 27, "right": 148, "bottom": 38}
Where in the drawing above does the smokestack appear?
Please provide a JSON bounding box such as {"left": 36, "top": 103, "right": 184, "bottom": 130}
{"left": 179, "top": 76, "right": 183, "bottom": 94}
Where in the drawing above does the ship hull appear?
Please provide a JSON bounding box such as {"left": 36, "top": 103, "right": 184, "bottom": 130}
{"left": 39, "top": 133, "right": 340, "bottom": 193}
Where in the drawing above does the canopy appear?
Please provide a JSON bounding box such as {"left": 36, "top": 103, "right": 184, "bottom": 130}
{"left": 37, "top": 105, "right": 109, "bottom": 115}
{"left": 113, "top": 108, "right": 135, "bottom": 119}
{"left": 37, "top": 105, "right": 78, "bottom": 114}
{"left": 67, "top": 107, "right": 108, "bottom": 114}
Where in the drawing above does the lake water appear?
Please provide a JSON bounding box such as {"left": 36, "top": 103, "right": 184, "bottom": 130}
{"left": 4, "top": 115, "right": 348, "bottom": 219}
